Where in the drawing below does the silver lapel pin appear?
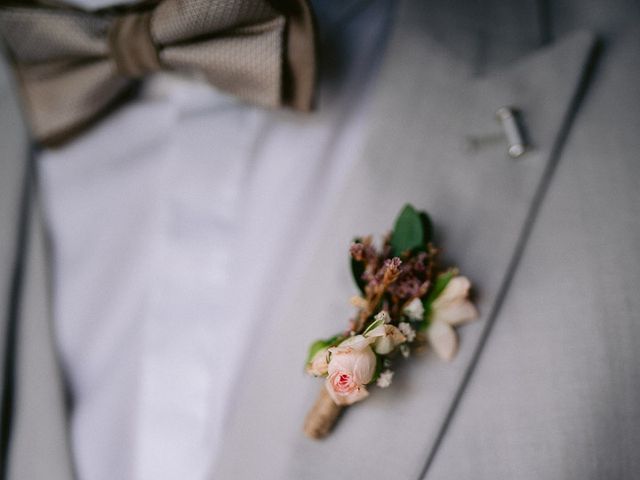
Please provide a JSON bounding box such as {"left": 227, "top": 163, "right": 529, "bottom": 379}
{"left": 464, "top": 106, "right": 529, "bottom": 158}
{"left": 496, "top": 106, "right": 527, "bottom": 158}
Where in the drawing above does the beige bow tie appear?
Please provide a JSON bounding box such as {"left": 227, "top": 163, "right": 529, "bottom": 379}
{"left": 0, "top": 0, "right": 317, "bottom": 146}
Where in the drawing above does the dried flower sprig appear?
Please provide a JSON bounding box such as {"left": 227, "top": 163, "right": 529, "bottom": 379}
{"left": 303, "top": 204, "right": 478, "bottom": 439}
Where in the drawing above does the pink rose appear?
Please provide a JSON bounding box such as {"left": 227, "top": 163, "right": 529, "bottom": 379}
{"left": 325, "top": 335, "right": 377, "bottom": 405}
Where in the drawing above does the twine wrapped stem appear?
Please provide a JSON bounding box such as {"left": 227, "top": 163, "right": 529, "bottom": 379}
{"left": 303, "top": 387, "right": 344, "bottom": 439}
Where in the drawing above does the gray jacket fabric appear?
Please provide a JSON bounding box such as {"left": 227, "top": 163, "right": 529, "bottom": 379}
{"left": 1, "top": 0, "right": 639, "bottom": 479}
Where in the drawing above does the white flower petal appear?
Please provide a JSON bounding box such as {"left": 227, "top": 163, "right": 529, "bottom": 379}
{"left": 432, "top": 276, "right": 471, "bottom": 309}
{"left": 365, "top": 325, "right": 386, "bottom": 339}
{"left": 427, "top": 320, "right": 459, "bottom": 361}
{"left": 338, "top": 334, "right": 374, "bottom": 349}
{"left": 372, "top": 325, "right": 406, "bottom": 354}
{"left": 432, "top": 300, "right": 478, "bottom": 326}
{"left": 403, "top": 297, "right": 424, "bottom": 321}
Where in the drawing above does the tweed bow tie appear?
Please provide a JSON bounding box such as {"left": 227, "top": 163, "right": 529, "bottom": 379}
{"left": 0, "top": 0, "right": 317, "bottom": 146}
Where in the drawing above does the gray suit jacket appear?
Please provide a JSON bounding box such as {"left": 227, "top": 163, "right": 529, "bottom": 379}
{"left": 1, "top": 0, "right": 639, "bottom": 478}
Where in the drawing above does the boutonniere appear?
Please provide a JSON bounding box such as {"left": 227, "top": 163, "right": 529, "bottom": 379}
{"left": 303, "top": 204, "right": 478, "bottom": 439}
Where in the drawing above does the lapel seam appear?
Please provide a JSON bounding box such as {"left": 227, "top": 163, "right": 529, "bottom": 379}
{"left": 415, "top": 37, "right": 602, "bottom": 480}
{"left": 0, "top": 144, "right": 34, "bottom": 480}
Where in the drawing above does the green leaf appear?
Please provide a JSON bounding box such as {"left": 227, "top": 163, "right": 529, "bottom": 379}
{"left": 391, "top": 204, "right": 425, "bottom": 256}
{"left": 429, "top": 268, "right": 457, "bottom": 300}
{"left": 416, "top": 317, "right": 430, "bottom": 332}
{"left": 306, "top": 335, "right": 344, "bottom": 364}
{"left": 418, "top": 268, "right": 457, "bottom": 331}
{"left": 419, "top": 211, "right": 433, "bottom": 244}
{"left": 350, "top": 238, "right": 367, "bottom": 294}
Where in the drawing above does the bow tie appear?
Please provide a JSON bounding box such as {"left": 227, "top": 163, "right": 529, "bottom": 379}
{"left": 0, "top": 0, "right": 317, "bottom": 146}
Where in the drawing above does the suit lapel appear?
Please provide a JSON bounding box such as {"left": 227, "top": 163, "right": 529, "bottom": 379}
{"left": 0, "top": 50, "right": 75, "bottom": 479}
{"left": 0, "top": 45, "right": 29, "bottom": 478}
{"left": 215, "top": 2, "right": 597, "bottom": 477}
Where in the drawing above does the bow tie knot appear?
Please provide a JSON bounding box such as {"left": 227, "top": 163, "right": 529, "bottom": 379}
{"left": 109, "top": 11, "right": 161, "bottom": 78}
{"left": 0, "top": 0, "right": 317, "bottom": 146}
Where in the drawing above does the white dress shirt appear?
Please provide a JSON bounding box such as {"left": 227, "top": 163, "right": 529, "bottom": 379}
{"left": 39, "top": 1, "right": 392, "bottom": 478}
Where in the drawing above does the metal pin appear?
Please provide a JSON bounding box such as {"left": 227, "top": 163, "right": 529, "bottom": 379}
{"left": 496, "top": 106, "right": 526, "bottom": 158}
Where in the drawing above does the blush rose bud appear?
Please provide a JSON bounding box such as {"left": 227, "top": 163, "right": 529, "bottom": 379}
{"left": 306, "top": 348, "right": 330, "bottom": 376}
{"left": 365, "top": 324, "right": 406, "bottom": 354}
{"left": 325, "top": 335, "right": 377, "bottom": 406}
